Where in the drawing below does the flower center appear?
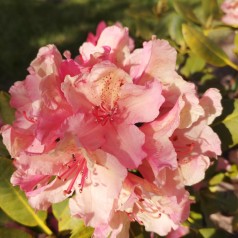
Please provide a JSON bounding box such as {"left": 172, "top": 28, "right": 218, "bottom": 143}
{"left": 90, "top": 69, "right": 129, "bottom": 126}
{"left": 58, "top": 154, "right": 88, "bottom": 194}
{"left": 127, "top": 196, "right": 162, "bottom": 225}
{"left": 171, "top": 135, "right": 195, "bottom": 164}
{"left": 92, "top": 102, "right": 118, "bottom": 126}
{"left": 175, "top": 143, "right": 194, "bottom": 156}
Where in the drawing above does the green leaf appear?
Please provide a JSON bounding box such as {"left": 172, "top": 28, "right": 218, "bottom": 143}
{"left": 135, "top": 19, "right": 154, "bottom": 40}
{"left": 173, "top": 0, "right": 200, "bottom": 24}
{"left": 53, "top": 199, "right": 94, "bottom": 238}
{"left": 52, "top": 199, "right": 84, "bottom": 232}
{"left": 0, "top": 157, "right": 52, "bottom": 235}
{"left": 180, "top": 52, "right": 206, "bottom": 77}
{"left": 0, "top": 228, "right": 32, "bottom": 238}
{"left": 168, "top": 13, "right": 185, "bottom": 46}
{"left": 227, "top": 164, "right": 238, "bottom": 178}
{"left": 198, "top": 227, "right": 230, "bottom": 238}
{"left": 199, "top": 228, "right": 216, "bottom": 238}
{"left": 213, "top": 99, "right": 238, "bottom": 149}
{"left": 209, "top": 173, "right": 225, "bottom": 186}
{"left": 190, "top": 211, "right": 203, "bottom": 221}
{"left": 182, "top": 24, "right": 238, "bottom": 70}
{"left": 155, "top": 0, "right": 168, "bottom": 16}
{"left": 70, "top": 224, "right": 94, "bottom": 238}
{"left": 205, "top": 27, "right": 233, "bottom": 44}
{"left": 234, "top": 32, "right": 238, "bottom": 55}
{"left": 0, "top": 91, "right": 15, "bottom": 124}
{"left": 202, "top": 0, "right": 219, "bottom": 24}
{"left": 222, "top": 100, "right": 238, "bottom": 147}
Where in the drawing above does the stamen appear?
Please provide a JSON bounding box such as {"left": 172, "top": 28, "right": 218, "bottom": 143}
{"left": 127, "top": 213, "right": 135, "bottom": 222}
{"left": 30, "top": 175, "right": 51, "bottom": 191}
{"left": 64, "top": 166, "right": 82, "bottom": 194}
{"left": 126, "top": 195, "right": 162, "bottom": 224}
{"left": 58, "top": 155, "right": 88, "bottom": 195}
{"left": 79, "top": 162, "right": 88, "bottom": 192}
{"left": 58, "top": 163, "right": 78, "bottom": 181}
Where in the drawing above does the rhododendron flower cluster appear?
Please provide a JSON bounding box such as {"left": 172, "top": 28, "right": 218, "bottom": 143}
{"left": 221, "top": 0, "right": 238, "bottom": 27}
{"left": 1, "top": 22, "right": 222, "bottom": 237}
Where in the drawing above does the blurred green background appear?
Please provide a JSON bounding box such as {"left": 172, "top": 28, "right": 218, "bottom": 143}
{"left": 0, "top": 0, "right": 229, "bottom": 93}
{"left": 0, "top": 0, "right": 154, "bottom": 91}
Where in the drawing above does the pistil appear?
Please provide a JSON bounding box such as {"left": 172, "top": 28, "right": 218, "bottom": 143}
{"left": 92, "top": 102, "right": 118, "bottom": 126}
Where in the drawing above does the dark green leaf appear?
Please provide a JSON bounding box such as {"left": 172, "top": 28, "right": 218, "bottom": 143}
{"left": 213, "top": 99, "right": 238, "bottom": 149}
{"left": 173, "top": 0, "right": 200, "bottom": 24}
{"left": 52, "top": 199, "right": 83, "bottom": 232}
{"left": 0, "top": 208, "right": 12, "bottom": 227}
{"left": 180, "top": 53, "right": 206, "bottom": 77}
{"left": 202, "top": 0, "right": 219, "bottom": 24}
{"left": 70, "top": 224, "right": 94, "bottom": 238}
{"left": 205, "top": 27, "right": 233, "bottom": 44}
{"left": 200, "top": 189, "right": 238, "bottom": 217}
{"left": 129, "top": 222, "right": 153, "bottom": 238}
{"left": 0, "top": 228, "right": 32, "bottom": 238}
{"left": 234, "top": 32, "right": 238, "bottom": 55}
{"left": 168, "top": 13, "right": 185, "bottom": 46}
{"left": 0, "top": 91, "right": 15, "bottom": 124}
{"left": 0, "top": 136, "right": 9, "bottom": 157}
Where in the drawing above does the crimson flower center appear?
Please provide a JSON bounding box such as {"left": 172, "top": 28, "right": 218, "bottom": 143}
{"left": 92, "top": 102, "right": 118, "bottom": 126}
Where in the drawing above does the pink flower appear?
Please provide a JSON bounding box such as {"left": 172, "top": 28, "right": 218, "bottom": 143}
{"left": 127, "top": 38, "right": 204, "bottom": 129}
{"left": 221, "top": 0, "right": 238, "bottom": 27}
{"left": 167, "top": 224, "right": 189, "bottom": 238}
{"left": 139, "top": 100, "right": 180, "bottom": 178}
{"left": 172, "top": 88, "right": 222, "bottom": 185}
{"left": 69, "top": 160, "right": 127, "bottom": 235}
{"left": 86, "top": 21, "right": 107, "bottom": 45}
{"left": 1, "top": 45, "right": 74, "bottom": 157}
{"left": 72, "top": 168, "right": 190, "bottom": 238}
{"left": 140, "top": 87, "right": 222, "bottom": 186}
{"left": 62, "top": 61, "right": 164, "bottom": 168}
{"left": 1, "top": 21, "right": 223, "bottom": 238}
{"left": 115, "top": 169, "right": 190, "bottom": 237}
{"left": 11, "top": 134, "right": 127, "bottom": 212}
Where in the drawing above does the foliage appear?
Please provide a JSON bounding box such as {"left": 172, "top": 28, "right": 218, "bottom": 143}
{"left": 0, "top": 0, "right": 238, "bottom": 237}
